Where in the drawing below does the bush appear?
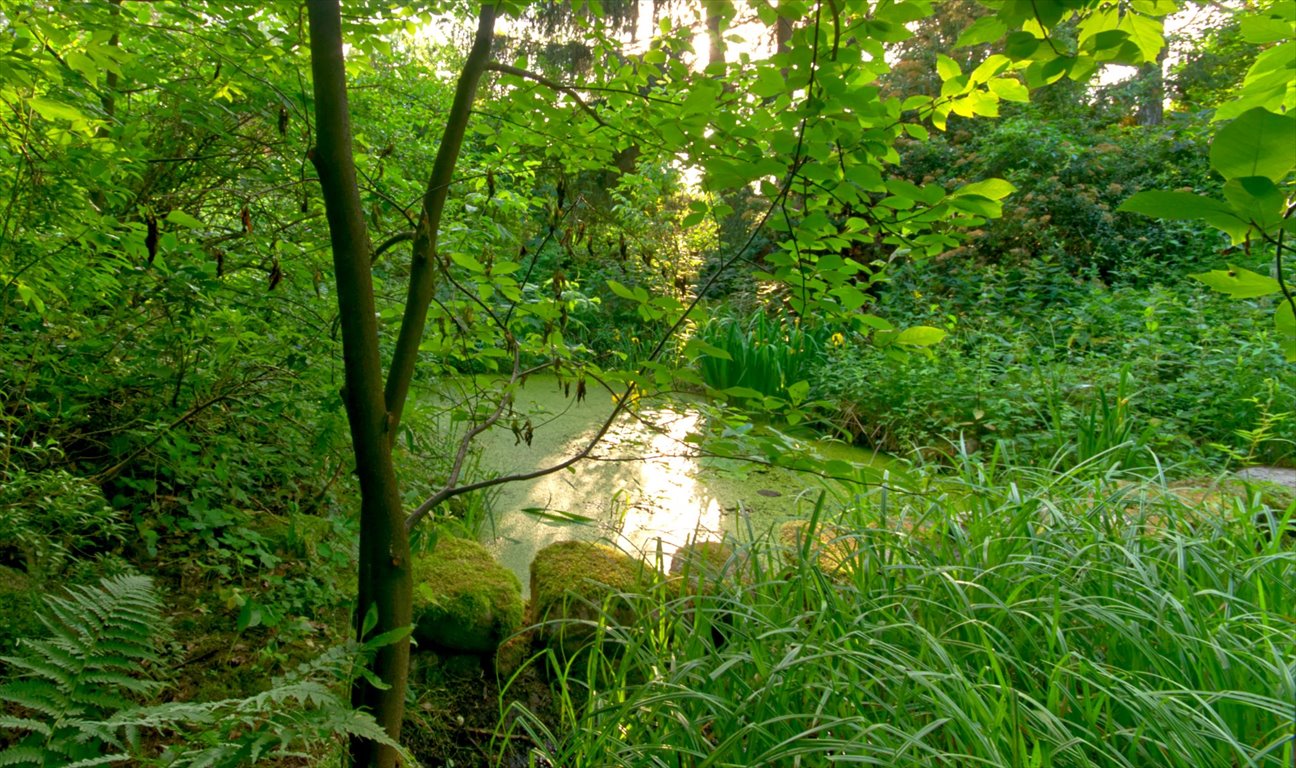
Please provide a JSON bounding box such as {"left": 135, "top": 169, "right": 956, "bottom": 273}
{"left": 811, "top": 262, "right": 1296, "bottom": 470}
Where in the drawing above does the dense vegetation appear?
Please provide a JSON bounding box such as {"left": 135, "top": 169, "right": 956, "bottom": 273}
{"left": 1, "top": 1, "right": 1292, "bottom": 766}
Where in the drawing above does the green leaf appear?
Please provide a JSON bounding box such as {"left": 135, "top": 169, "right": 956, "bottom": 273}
{"left": 936, "top": 54, "right": 961, "bottom": 82}
{"left": 1004, "top": 31, "right": 1041, "bottom": 60}
{"left": 1276, "top": 299, "right": 1296, "bottom": 362}
{"left": 1190, "top": 266, "right": 1280, "bottom": 298}
{"left": 684, "top": 337, "right": 733, "bottom": 361}
{"left": 988, "top": 76, "right": 1029, "bottom": 102}
{"left": 28, "top": 97, "right": 89, "bottom": 124}
{"left": 681, "top": 210, "right": 707, "bottom": 228}
{"left": 1239, "top": 12, "right": 1294, "bottom": 45}
{"left": 606, "top": 279, "right": 640, "bottom": 302}
{"left": 953, "top": 178, "right": 1015, "bottom": 200}
{"left": 1118, "top": 13, "right": 1163, "bottom": 63}
{"left": 894, "top": 326, "right": 947, "bottom": 346}
{"left": 165, "top": 210, "right": 204, "bottom": 229}
{"left": 1222, "top": 176, "right": 1287, "bottom": 231}
{"left": 449, "top": 252, "right": 484, "bottom": 273}
{"left": 1118, "top": 191, "right": 1249, "bottom": 240}
{"left": 1210, "top": 107, "right": 1296, "bottom": 182}
{"left": 830, "top": 285, "right": 870, "bottom": 311}
{"left": 66, "top": 51, "right": 97, "bottom": 82}
{"left": 956, "top": 17, "right": 1006, "bottom": 47}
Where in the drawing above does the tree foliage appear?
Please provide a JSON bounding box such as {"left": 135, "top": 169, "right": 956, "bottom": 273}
{"left": 2, "top": 0, "right": 1291, "bottom": 764}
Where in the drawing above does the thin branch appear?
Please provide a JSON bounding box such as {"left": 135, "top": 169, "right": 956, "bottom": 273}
{"left": 372, "top": 231, "right": 414, "bottom": 265}
{"left": 486, "top": 62, "right": 610, "bottom": 127}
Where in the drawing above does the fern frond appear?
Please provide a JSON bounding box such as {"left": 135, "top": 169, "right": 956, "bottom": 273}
{"left": 0, "top": 575, "right": 169, "bottom": 766}
{"left": 0, "top": 745, "right": 45, "bottom": 767}
{"left": 0, "top": 680, "right": 66, "bottom": 718}
{"left": 62, "top": 754, "right": 131, "bottom": 768}
{"left": 0, "top": 716, "right": 49, "bottom": 737}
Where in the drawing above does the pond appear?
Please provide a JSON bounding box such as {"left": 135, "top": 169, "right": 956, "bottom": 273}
{"left": 445, "top": 376, "right": 899, "bottom": 594}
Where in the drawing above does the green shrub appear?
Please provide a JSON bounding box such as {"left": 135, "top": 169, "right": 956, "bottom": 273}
{"left": 811, "top": 263, "right": 1296, "bottom": 470}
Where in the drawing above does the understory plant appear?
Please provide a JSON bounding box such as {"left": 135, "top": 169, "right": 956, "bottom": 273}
{"left": 811, "top": 265, "right": 1296, "bottom": 469}
{"left": 696, "top": 309, "right": 827, "bottom": 400}
{"left": 0, "top": 575, "right": 407, "bottom": 767}
{"left": 500, "top": 463, "right": 1295, "bottom": 767}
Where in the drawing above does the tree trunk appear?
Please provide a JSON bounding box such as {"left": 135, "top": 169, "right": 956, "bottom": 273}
{"left": 1136, "top": 48, "right": 1167, "bottom": 126}
{"left": 384, "top": 5, "right": 497, "bottom": 439}
{"left": 706, "top": 1, "right": 728, "bottom": 71}
{"left": 305, "top": 2, "right": 411, "bottom": 766}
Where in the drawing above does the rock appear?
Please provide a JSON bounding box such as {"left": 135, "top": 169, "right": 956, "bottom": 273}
{"left": 668, "top": 540, "right": 748, "bottom": 594}
{"left": 1235, "top": 466, "right": 1296, "bottom": 490}
{"left": 412, "top": 537, "right": 524, "bottom": 655}
{"left": 529, "top": 540, "right": 646, "bottom": 652}
{"left": 778, "top": 520, "right": 856, "bottom": 577}
{"left": 494, "top": 631, "right": 533, "bottom": 679}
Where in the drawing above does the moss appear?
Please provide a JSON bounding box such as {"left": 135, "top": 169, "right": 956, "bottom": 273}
{"left": 529, "top": 541, "right": 647, "bottom": 651}
{"left": 0, "top": 565, "right": 42, "bottom": 652}
{"left": 668, "top": 541, "right": 748, "bottom": 595}
{"left": 494, "top": 631, "right": 533, "bottom": 678}
{"left": 412, "top": 537, "right": 523, "bottom": 655}
{"left": 778, "top": 520, "right": 856, "bottom": 577}
{"left": 248, "top": 512, "right": 336, "bottom": 559}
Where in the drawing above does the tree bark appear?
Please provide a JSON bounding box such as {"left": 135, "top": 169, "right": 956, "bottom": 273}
{"left": 1136, "top": 48, "right": 1167, "bottom": 127}
{"left": 706, "top": 1, "right": 728, "bottom": 71}
{"left": 305, "top": 2, "right": 411, "bottom": 766}
{"left": 384, "top": 6, "right": 497, "bottom": 438}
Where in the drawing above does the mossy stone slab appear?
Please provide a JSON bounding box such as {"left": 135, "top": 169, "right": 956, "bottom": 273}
{"left": 529, "top": 540, "right": 646, "bottom": 650}
{"left": 413, "top": 537, "right": 524, "bottom": 655}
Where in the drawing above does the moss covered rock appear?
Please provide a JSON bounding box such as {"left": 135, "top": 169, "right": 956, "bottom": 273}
{"left": 412, "top": 537, "right": 524, "bottom": 655}
{"left": 529, "top": 541, "right": 646, "bottom": 650}
{"left": 668, "top": 541, "right": 748, "bottom": 594}
{"left": 0, "top": 565, "right": 41, "bottom": 652}
{"left": 778, "top": 520, "right": 857, "bottom": 577}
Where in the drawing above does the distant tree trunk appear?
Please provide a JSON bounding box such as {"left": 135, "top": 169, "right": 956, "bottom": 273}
{"left": 90, "top": 0, "right": 121, "bottom": 212}
{"left": 306, "top": 2, "right": 410, "bottom": 766}
{"left": 706, "top": 1, "right": 728, "bottom": 70}
{"left": 776, "top": 3, "right": 793, "bottom": 55}
{"left": 1136, "top": 48, "right": 1168, "bottom": 126}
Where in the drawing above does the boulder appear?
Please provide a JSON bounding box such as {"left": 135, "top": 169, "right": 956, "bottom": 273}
{"left": 778, "top": 520, "right": 857, "bottom": 577}
{"left": 668, "top": 540, "right": 748, "bottom": 594}
{"left": 529, "top": 540, "right": 645, "bottom": 651}
{"left": 412, "top": 537, "right": 524, "bottom": 655}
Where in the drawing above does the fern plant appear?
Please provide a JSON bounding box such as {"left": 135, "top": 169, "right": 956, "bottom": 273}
{"left": 0, "top": 574, "right": 168, "bottom": 767}
{"left": 0, "top": 575, "right": 412, "bottom": 767}
{"left": 118, "top": 641, "right": 411, "bottom": 767}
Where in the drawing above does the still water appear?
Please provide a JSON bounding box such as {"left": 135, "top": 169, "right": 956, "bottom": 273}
{"left": 443, "top": 376, "right": 897, "bottom": 594}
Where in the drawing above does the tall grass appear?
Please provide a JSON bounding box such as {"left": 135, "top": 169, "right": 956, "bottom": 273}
{"left": 500, "top": 463, "right": 1296, "bottom": 767}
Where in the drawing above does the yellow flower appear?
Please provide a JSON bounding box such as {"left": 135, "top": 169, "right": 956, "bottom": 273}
{"left": 830, "top": 332, "right": 845, "bottom": 347}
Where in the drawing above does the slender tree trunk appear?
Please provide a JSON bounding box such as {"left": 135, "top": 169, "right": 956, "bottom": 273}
{"left": 90, "top": 0, "right": 121, "bottom": 213}
{"left": 305, "top": 2, "right": 411, "bottom": 766}
{"left": 706, "top": 1, "right": 727, "bottom": 71}
{"left": 384, "top": 5, "right": 497, "bottom": 438}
